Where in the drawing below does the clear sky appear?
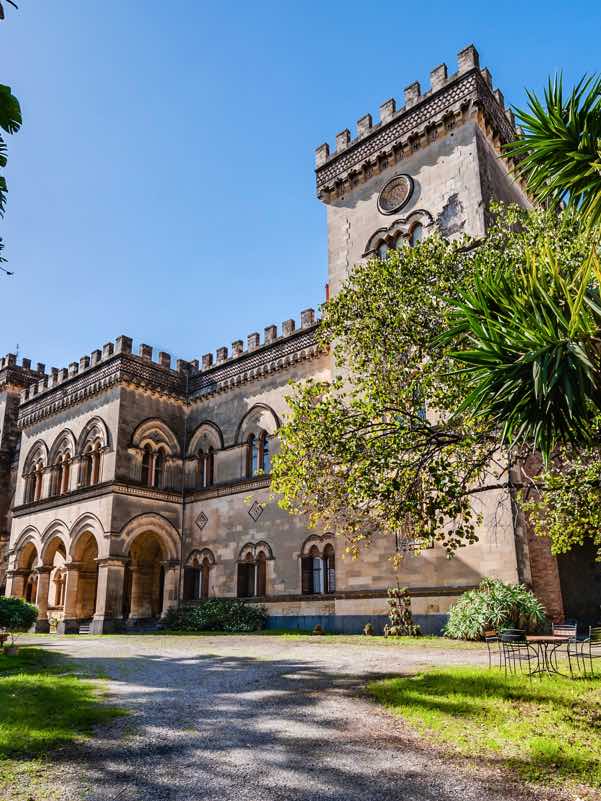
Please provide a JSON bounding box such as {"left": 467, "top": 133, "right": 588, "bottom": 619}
{"left": 0, "top": 1, "right": 599, "bottom": 368}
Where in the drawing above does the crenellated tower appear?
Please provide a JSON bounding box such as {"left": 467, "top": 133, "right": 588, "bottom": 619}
{"left": 314, "top": 44, "right": 530, "bottom": 295}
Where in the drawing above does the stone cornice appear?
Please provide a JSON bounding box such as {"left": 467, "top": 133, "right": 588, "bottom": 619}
{"left": 185, "top": 475, "right": 271, "bottom": 502}
{"left": 316, "top": 68, "right": 515, "bottom": 200}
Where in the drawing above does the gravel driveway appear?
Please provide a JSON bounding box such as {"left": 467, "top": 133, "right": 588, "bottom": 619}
{"left": 25, "top": 634, "right": 565, "bottom": 801}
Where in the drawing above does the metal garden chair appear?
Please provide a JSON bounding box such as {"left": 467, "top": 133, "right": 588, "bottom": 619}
{"left": 500, "top": 629, "right": 540, "bottom": 677}
{"left": 575, "top": 626, "right": 601, "bottom": 677}
{"left": 551, "top": 622, "right": 578, "bottom": 676}
{"left": 484, "top": 629, "right": 501, "bottom": 669}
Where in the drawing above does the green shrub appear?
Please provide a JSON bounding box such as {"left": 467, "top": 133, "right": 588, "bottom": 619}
{"left": 0, "top": 596, "right": 38, "bottom": 644}
{"left": 162, "top": 599, "right": 267, "bottom": 633}
{"left": 443, "top": 578, "right": 546, "bottom": 640}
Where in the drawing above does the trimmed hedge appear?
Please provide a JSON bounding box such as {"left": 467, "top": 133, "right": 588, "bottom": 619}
{"left": 443, "top": 578, "right": 546, "bottom": 640}
{"left": 163, "top": 599, "right": 267, "bottom": 633}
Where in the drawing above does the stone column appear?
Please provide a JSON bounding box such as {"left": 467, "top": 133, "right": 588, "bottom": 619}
{"left": 161, "top": 560, "right": 180, "bottom": 617}
{"left": 92, "top": 557, "right": 127, "bottom": 634}
{"left": 5, "top": 569, "right": 27, "bottom": 598}
{"left": 34, "top": 566, "right": 52, "bottom": 633}
{"left": 128, "top": 563, "right": 153, "bottom": 620}
{"left": 58, "top": 562, "right": 81, "bottom": 634}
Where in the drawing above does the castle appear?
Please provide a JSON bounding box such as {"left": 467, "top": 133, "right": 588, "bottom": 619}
{"left": 1, "top": 45, "right": 593, "bottom": 634}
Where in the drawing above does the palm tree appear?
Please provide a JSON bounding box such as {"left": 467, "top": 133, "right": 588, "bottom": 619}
{"left": 506, "top": 75, "right": 601, "bottom": 228}
{"left": 0, "top": 84, "right": 22, "bottom": 216}
{"left": 0, "top": 1, "right": 18, "bottom": 20}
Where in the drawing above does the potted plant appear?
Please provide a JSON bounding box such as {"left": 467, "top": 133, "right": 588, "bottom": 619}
{"left": 0, "top": 596, "right": 38, "bottom": 655}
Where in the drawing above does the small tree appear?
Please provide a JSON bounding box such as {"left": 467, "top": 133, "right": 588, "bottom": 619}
{"left": 383, "top": 586, "right": 420, "bottom": 637}
{"left": 0, "top": 596, "right": 38, "bottom": 646}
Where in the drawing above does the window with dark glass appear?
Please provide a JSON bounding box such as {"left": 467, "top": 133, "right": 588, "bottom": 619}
{"left": 256, "top": 552, "right": 267, "bottom": 596}
{"left": 153, "top": 449, "right": 165, "bottom": 489}
{"left": 141, "top": 445, "right": 152, "bottom": 486}
{"left": 237, "top": 553, "right": 255, "bottom": 597}
{"left": 260, "top": 433, "right": 270, "bottom": 474}
{"left": 323, "top": 544, "right": 336, "bottom": 594}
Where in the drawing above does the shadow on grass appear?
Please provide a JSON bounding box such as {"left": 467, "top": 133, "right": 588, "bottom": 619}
{"left": 368, "top": 667, "right": 601, "bottom": 789}
{"left": 0, "top": 648, "right": 125, "bottom": 758}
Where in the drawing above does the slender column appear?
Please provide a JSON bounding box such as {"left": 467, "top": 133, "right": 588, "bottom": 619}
{"left": 57, "top": 562, "right": 81, "bottom": 633}
{"left": 34, "top": 566, "right": 52, "bottom": 632}
{"left": 91, "top": 557, "right": 126, "bottom": 634}
{"left": 161, "top": 560, "right": 180, "bottom": 616}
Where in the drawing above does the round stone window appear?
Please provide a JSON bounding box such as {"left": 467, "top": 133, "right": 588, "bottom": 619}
{"left": 377, "top": 174, "right": 414, "bottom": 215}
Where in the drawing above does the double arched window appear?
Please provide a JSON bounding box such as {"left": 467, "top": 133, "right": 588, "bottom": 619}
{"left": 81, "top": 440, "right": 102, "bottom": 487}
{"left": 301, "top": 541, "right": 336, "bottom": 595}
{"left": 236, "top": 545, "right": 270, "bottom": 597}
{"left": 246, "top": 431, "right": 270, "bottom": 477}
{"left": 183, "top": 553, "right": 213, "bottom": 601}
{"left": 24, "top": 459, "right": 45, "bottom": 504}
{"left": 141, "top": 445, "right": 167, "bottom": 489}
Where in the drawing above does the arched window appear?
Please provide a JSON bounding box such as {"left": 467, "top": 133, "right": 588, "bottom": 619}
{"left": 377, "top": 242, "right": 389, "bottom": 259}
{"left": 196, "top": 449, "right": 205, "bottom": 488}
{"left": 81, "top": 446, "right": 93, "bottom": 488}
{"left": 237, "top": 552, "right": 256, "bottom": 598}
{"left": 201, "top": 557, "right": 210, "bottom": 599}
{"left": 60, "top": 453, "right": 71, "bottom": 495}
{"left": 256, "top": 551, "right": 267, "bottom": 596}
{"left": 24, "top": 472, "right": 36, "bottom": 504}
{"left": 206, "top": 447, "right": 214, "bottom": 486}
{"left": 395, "top": 234, "right": 407, "bottom": 250}
{"left": 247, "top": 434, "right": 259, "bottom": 477}
{"left": 91, "top": 441, "right": 102, "bottom": 485}
{"left": 259, "top": 433, "right": 270, "bottom": 474}
{"left": 153, "top": 449, "right": 165, "bottom": 489}
{"left": 410, "top": 223, "right": 423, "bottom": 246}
{"left": 323, "top": 544, "right": 336, "bottom": 594}
{"left": 34, "top": 460, "right": 44, "bottom": 501}
{"left": 301, "top": 545, "right": 323, "bottom": 595}
{"left": 141, "top": 445, "right": 153, "bottom": 486}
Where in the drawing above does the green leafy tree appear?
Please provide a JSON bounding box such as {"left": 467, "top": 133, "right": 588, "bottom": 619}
{"left": 0, "top": 595, "right": 38, "bottom": 645}
{"left": 272, "top": 206, "right": 601, "bottom": 561}
{"left": 444, "top": 206, "right": 601, "bottom": 462}
{"left": 506, "top": 75, "right": 601, "bottom": 228}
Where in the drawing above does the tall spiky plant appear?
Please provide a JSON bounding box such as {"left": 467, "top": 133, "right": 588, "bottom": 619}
{"left": 506, "top": 75, "right": 601, "bottom": 228}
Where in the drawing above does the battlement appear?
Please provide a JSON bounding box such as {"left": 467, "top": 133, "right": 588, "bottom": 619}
{"left": 17, "top": 308, "right": 319, "bottom": 406}
{"left": 0, "top": 354, "right": 46, "bottom": 390}
{"left": 315, "top": 44, "right": 516, "bottom": 200}
{"left": 199, "top": 308, "right": 316, "bottom": 371}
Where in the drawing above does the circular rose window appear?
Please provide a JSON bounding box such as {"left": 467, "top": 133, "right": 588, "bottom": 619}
{"left": 377, "top": 174, "right": 414, "bottom": 215}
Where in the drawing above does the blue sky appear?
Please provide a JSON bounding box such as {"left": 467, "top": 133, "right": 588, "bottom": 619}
{"left": 1, "top": 1, "right": 600, "bottom": 368}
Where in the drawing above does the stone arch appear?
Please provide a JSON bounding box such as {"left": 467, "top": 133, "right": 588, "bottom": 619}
{"left": 40, "top": 520, "right": 70, "bottom": 565}
{"left": 119, "top": 513, "right": 180, "bottom": 562}
{"left": 77, "top": 416, "right": 111, "bottom": 455}
{"left": 48, "top": 429, "right": 77, "bottom": 464}
{"left": 363, "top": 209, "right": 435, "bottom": 256}
{"left": 10, "top": 529, "right": 41, "bottom": 602}
{"left": 238, "top": 541, "right": 274, "bottom": 561}
{"left": 187, "top": 421, "right": 224, "bottom": 456}
{"left": 22, "top": 440, "right": 48, "bottom": 475}
{"left": 69, "top": 513, "right": 106, "bottom": 561}
{"left": 235, "top": 404, "right": 280, "bottom": 444}
{"left": 300, "top": 533, "right": 335, "bottom": 557}
{"left": 185, "top": 547, "right": 215, "bottom": 566}
{"left": 130, "top": 418, "right": 181, "bottom": 457}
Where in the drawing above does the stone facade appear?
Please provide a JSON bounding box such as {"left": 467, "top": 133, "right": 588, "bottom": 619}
{"left": 1, "top": 44, "right": 575, "bottom": 633}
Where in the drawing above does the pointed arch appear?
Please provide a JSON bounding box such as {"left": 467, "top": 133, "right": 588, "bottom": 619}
{"left": 119, "top": 513, "right": 180, "bottom": 561}
{"left": 235, "top": 404, "right": 280, "bottom": 444}
{"left": 131, "top": 418, "right": 181, "bottom": 457}
{"left": 187, "top": 420, "right": 224, "bottom": 456}
{"left": 69, "top": 513, "right": 106, "bottom": 561}
{"left": 185, "top": 547, "right": 215, "bottom": 566}
{"left": 77, "top": 416, "right": 111, "bottom": 455}
{"left": 22, "top": 440, "right": 48, "bottom": 475}
{"left": 48, "top": 429, "right": 77, "bottom": 464}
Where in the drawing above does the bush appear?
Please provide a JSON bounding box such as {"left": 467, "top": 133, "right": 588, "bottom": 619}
{"left": 383, "top": 586, "right": 421, "bottom": 637}
{"left": 162, "top": 599, "right": 267, "bottom": 633}
{"left": 0, "top": 596, "right": 38, "bottom": 644}
{"left": 444, "top": 578, "right": 546, "bottom": 640}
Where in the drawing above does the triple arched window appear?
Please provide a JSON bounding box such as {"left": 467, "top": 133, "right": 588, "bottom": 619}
{"left": 376, "top": 222, "right": 423, "bottom": 258}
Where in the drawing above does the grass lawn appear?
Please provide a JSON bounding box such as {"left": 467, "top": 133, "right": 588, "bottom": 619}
{"left": 369, "top": 666, "right": 601, "bottom": 792}
{"left": 0, "top": 647, "right": 125, "bottom": 801}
